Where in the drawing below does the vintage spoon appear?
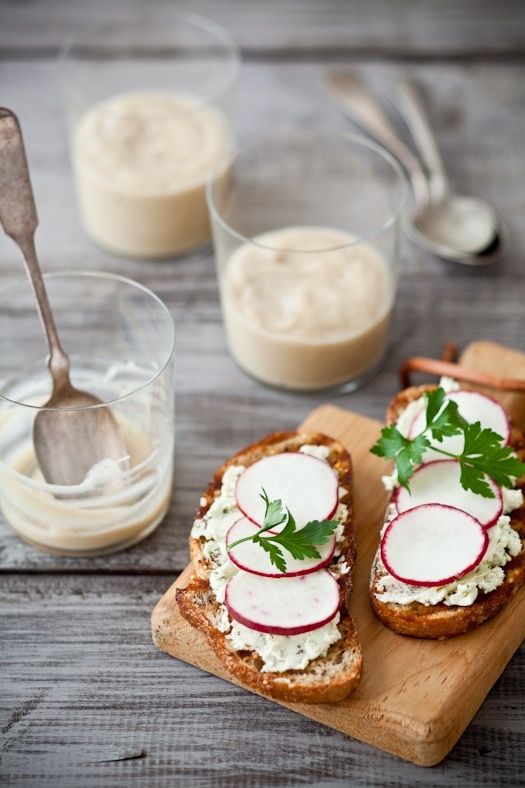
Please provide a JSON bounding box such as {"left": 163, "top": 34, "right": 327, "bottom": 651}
{"left": 0, "top": 108, "right": 127, "bottom": 486}
{"left": 324, "top": 70, "right": 504, "bottom": 265}
{"left": 393, "top": 77, "right": 501, "bottom": 257}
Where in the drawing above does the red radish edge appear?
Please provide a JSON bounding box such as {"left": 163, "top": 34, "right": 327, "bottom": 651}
{"left": 408, "top": 389, "right": 511, "bottom": 445}
{"left": 381, "top": 503, "right": 489, "bottom": 587}
{"left": 226, "top": 516, "right": 336, "bottom": 578}
{"left": 394, "top": 459, "right": 503, "bottom": 529}
{"left": 235, "top": 451, "right": 339, "bottom": 528}
{"left": 225, "top": 569, "right": 340, "bottom": 636}
{"left": 450, "top": 390, "right": 511, "bottom": 445}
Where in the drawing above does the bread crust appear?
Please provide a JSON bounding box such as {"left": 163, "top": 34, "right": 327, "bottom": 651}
{"left": 371, "top": 385, "right": 525, "bottom": 639}
{"left": 176, "top": 431, "right": 362, "bottom": 703}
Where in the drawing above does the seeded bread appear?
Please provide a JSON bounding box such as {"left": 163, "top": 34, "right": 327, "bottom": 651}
{"left": 176, "top": 431, "right": 363, "bottom": 703}
{"left": 370, "top": 385, "right": 525, "bottom": 639}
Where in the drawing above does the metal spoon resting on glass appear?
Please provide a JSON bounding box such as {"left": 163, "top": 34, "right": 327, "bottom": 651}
{"left": 324, "top": 71, "right": 504, "bottom": 265}
{"left": 0, "top": 108, "right": 127, "bottom": 486}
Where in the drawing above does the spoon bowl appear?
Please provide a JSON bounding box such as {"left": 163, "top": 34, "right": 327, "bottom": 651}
{"left": 324, "top": 70, "right": 505, "bottom": 265}
{"left": 393, "top": 77, "right": 502, "bottom": 262}
{"left": 32, "top": 381, "right": 128, "bottom": 488}
{"left": 407, "top": 194, "right": 506, "bottom": 267}
{"left": 413, "top": 193, "right": 497, "bottom": 254}
{"left": 0, "top": 108, "right": 127, "bottom": 486}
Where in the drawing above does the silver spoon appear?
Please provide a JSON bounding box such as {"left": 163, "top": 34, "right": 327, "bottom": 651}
{"left": 324, "top": 70, "right": 504, "bottom": 265}
{"left": 393, "top": 77, "right": 501, "bottom": 257}
{"left": 0, "top": 108, "right": 127, "bottom": 486}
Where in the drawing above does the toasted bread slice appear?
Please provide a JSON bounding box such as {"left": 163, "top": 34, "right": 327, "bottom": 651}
{"left": 176, "top": 431, "right": 363, "bottom": 703}
{"left": 370, "top": 385, "right": 525, "bottom": 639}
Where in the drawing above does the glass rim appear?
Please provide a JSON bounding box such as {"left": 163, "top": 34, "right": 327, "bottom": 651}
{"left": 0, "top": 269, "right": 176, "bottom": 412}
{"left": 206, "top": 128, "right": 409, "bottom": 253}
{"left": 57, "top": 10, "right": 242, "bottom": 116}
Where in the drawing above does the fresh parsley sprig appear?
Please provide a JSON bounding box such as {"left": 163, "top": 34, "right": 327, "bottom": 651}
{"left": 227, "top": 488, "right": 339, "bottom": 573}
{"left": 370, "top": 387, "right": 525, "bottom": 498}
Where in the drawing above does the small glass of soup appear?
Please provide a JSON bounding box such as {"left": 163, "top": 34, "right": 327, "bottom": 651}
{"left": 58, "top": 12, "right": 240, "bottom": 259}
{"left": 0, "top": 272, "right": 175, "bottom": 556}
{"left": 206, "top": 130, "right": 408, "bottom": 392}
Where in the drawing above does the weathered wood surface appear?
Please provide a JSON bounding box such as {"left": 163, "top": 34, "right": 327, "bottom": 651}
{"left": 1, "top": 0, "right": 524, "bottom": 56}
{"left": 3, "top": 573, "right": 522, "bottom": 788}
{"left": 1, "top": 0, "right": 524, "bottom": 785}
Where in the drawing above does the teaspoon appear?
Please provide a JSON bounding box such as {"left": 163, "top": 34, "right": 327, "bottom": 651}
{"left": 324, "top": 70, "right": 504, "bottom": 265}
{"left": 393, "top": 77, "right": 502, "bottom": 259}
{"left": 0, "top": 108, "right": 127, "bottom": 486}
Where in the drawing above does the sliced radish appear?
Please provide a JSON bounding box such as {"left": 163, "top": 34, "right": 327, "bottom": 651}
{"left": 449, "top": 390, "right": 510, "bottom": 444}
{"left": 381, "top": 504, "right": 489, "bottom": 587}
{"left": 226, "top": 516, "right": 336, "bottom": 578}
{"left": 408, "top": 389, "right": 510, "bottom": 447}
{"left": 225, "top": 568, "right": 340, "bottom": 636}
{"left": 395, "top": 459, "right": 502, "bottom": 528}
{"left": 235, "top": 452, "right": 338, "bottom": 528}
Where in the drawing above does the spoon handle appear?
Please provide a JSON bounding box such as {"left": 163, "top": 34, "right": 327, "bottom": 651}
{"left": 0, "top": 108, "right": 71, "bottom": 387}
{"left": 324, "top": 70, "right": 429, "bottom": 207}
{"left": 394, "top": 78, "right": 450, "bottom": 203}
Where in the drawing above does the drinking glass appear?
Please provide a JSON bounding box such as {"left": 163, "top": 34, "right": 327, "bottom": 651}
{"left": 59, "top": 12, "right": 240, "bottom": 259}
{"left": 207, "top": 130, "right": 407, "bottom": 392}
{"left": 0, "top": 271, "right": 176, "bottom": 555}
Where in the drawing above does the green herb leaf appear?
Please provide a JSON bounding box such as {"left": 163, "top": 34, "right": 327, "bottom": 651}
{"left": 424, "top": 386, "right": 447, "bottom": 427}
{"left": 254, "top": 534, "right": 287, "bottom": 574}
{"left": 263, "top": 509, "right": 336, "bottom": 560}
{"left": 227, "top": 491, "right": 339, "bottom": 572}
{"left": 370, "top": 387, "right": 525, "bottom": 498}
{"left": 424, "top": 388, "right": 467, "bottom": 442}
{"left": 458, "top": 421, "right": 525, "bottom": 494}
{"left": 257, "top": 489, "right": 287, "bottom": 533}
{"left": 370, "top": 424, "right": 430, "bottom": 489}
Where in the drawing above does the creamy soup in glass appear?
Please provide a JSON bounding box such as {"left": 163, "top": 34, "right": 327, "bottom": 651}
{"left": 207, "top": 131, "right": 407, "bottom": 391}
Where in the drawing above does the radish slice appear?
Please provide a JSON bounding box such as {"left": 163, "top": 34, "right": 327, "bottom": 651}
{"left": 225, "top": 569, "right": 340, "bottom": 635}
{"left": 235, "top": 452, "right": 338, "bottom": 528}
{"left": 395, "top": 459, "right": 503, "bottom": 528}
{"left": 408, "top": 390, "right": 511, "bottom": 457}
{"left": 226, "top": 516, "right": 336, "bottom": 577}
{"left": 449, "top": 390, "right": 511, "bottom": 444}
{"left": 381, "top": 504, "right": 489, "bottom": 587}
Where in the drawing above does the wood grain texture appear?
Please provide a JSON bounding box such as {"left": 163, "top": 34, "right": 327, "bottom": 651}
{"left": 1, "top": 573, "right": 523, "bottom": 788}
{"left": 152, "top": 399, "right": 525, "bottom": 767}
{"left": 1, "top": 0, "right": 524, "bottom": 56}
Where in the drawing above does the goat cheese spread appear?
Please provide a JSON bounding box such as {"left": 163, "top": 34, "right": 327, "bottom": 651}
{"left": 228, "top": 614, "right": 342, "bottom": 673}
{"left": 191, "top": 445, "right": 349, "bottom": 672}
{"left": 376, "top": 379, "right": 523, "bottom": 607}
{"left": 375, "top": 511, "right": 521, "bottom": 607}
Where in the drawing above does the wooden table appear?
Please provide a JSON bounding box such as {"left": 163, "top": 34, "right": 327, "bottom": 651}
{"left": 1, "top": 1, "right": 524, "bottom": 785}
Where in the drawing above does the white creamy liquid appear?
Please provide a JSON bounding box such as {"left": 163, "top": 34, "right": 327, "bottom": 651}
{"left": 72, "top": 91, "right": 231, "bottom": 258}
{"left": 222, "top": 226, "right": 394, "bottom": 390}
{"left": 0, "top": 409, "right": 173, "bottom": 555}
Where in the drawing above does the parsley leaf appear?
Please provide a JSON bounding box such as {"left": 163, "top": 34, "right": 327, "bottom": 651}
{"left": 227, "top": 488, "right": 339, "bottom": 572}
{"left": 459, "top": 421, "right": 525, "bottom": 494}
{"left": 424, "top": 388, "right": 467, "bottom": 442}
{"left": 253, "top": 532, "right": 287, "bottom": 574}
{"left": 257, "top": 489, "right": 287, "bottom": 533}
{"left": 370, "top": 425, "right": 430, "bottom": 489}
{"left": 370, "top": 387, "right": 525, "bottom": 497}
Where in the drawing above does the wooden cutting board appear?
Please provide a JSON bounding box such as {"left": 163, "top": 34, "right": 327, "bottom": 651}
{"left": 151, "top": 341, "right": 525, "bottom": 767}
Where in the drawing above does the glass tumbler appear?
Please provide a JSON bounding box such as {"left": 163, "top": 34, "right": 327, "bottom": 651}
{"left": 0, "top": 271, "right": 176, "bottom": 556}
{"left": 59, "top": 12, "right": 240, "bottom": 259}
{"left": 207, "top": 130, "right": 408, "bottom": 392}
